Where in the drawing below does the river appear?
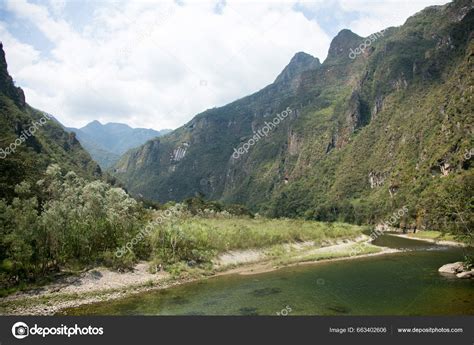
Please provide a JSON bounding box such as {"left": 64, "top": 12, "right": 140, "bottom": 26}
{"left": 63, "top": 234, "right": 474, "bottom": 315}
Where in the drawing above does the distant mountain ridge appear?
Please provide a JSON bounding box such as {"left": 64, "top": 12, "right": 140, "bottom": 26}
{"left": 67, "top": 121, "right": 171, "bottom": 169}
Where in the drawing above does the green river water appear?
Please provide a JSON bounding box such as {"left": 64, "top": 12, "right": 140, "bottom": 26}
{"left": 63, "top": 234, "right": 474, "bottom": 315}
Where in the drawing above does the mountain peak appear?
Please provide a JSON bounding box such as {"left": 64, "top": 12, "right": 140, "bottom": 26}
{"left": 87, "top": 120, "right": 102, "bottom": 127}
{"left": 70, "top": 120, "right": 167, "bottom": 169}
{"left": 274, "top": 51, "right": 321, "bottom": 83}
{"left": 326, "top": 29, "right": 362, "bottom": 61}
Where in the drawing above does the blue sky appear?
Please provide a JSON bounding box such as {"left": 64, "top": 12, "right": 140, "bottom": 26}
{"left": 0, "top": 0, "right": 450, "bottom": 130}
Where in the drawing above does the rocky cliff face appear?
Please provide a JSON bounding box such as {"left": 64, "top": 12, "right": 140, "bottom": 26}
{"left": 274, "top": 52, "right": 321, "bottom": 84}
{"left": 0, "top": 42, "right": 26, "bottom": 108}
{"left": 114, "top": 0, "right": 473, "bottom": 224}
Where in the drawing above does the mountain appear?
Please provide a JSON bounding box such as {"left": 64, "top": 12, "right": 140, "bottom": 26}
{"left": 67, "top": 121, "right": 171, "bottom": 169}
{"left": 274, "top": 52, "right": 321, "bottom": 83}
{"left": 113, "top": 0, "right": 473, "bottom": 228}
{"left": 0, "top": 42, "right": 101, "bottom": 201}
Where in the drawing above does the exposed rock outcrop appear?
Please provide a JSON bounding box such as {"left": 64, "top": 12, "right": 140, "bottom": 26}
{"left": 287, "top": 130, "right": 302, "bottom": 156}
{"left": 345, "top": 91, "right": 363, "bottom": 133}
{"left": 171, "top": 143, "right": 189, "bottom": 162}
{"left": 274, "top": 52, "right": 321, "bottom": 84}
{"left": 368, "top": 171, "right": 387, "bottom": 188}
{"left": 0, "top": 42, "right": 26, "bottom": 108}
{"left": 326, "top": 29, "right": 362, "bottom": 61}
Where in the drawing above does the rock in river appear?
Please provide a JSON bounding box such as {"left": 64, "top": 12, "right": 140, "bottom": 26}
{"left": 438, "top": 262, "right": 464, "bottom": 274}
{"left": 456, "top": 270, "right": 474, "bottom": 279}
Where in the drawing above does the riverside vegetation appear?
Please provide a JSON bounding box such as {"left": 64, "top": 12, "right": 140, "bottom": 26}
{"left": 0, "top": 164, "right": 370, "bottom": 295}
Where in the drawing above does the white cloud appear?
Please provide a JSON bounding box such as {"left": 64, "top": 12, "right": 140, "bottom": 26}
{"left": 1, "top": 0, "right": 449, "bottom": 130}
{"left": 6, "top": 0, "right": 75, "bottom": 42}
{"left": 296, "top": 0, "right": 450, "bottom": 36}
{"left": 339, "top": 0, "right": 451, "bottom": 36}
{"left": 0, "top": 23, "right": 41, "bottom": 71}
{"left": 48, "top": 0, "right": 66, "bottom": 16}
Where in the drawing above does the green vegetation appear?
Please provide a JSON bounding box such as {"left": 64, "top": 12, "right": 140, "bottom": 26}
{"left": 0, "top": 42, "right": 102, "bottom": 203}
{"left": 421, "top": 173, "right": 473, "bottom": 245}
{"left": 0, "top": 1, "right": 472, "bottom": 306}
{"left": 274, "top": 243, "right": 382, "bottom": 266}
{"left": 149, "top": 214, "right": 364, "bottom": 267}
{"left": 404, "top": 231, "right": 457, "bottom": 242}
{"left": 0, "top": 165, "right": 147, "bottom": 291}
{"left": 183, "top": 194, "right": 254, "bottom": 217}
{"left": 0, "top": 94, "right": 102, "bottom": 202}
{"left": 0, "top": 165, "right": 365, "bottom": 294}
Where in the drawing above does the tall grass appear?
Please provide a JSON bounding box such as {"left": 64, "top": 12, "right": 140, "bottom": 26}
{"left": 148, "top": 215, "right": 366, "bottom": 266}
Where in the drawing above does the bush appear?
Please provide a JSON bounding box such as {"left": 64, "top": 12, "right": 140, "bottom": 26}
{"left": 184, "top": 195, "right": 253, "bottom": 217}
{"left": 463, "top": 255, "right": 473, "bottom": 271}
{"left": 102, "top": 250, "right": 136, "bottom": 272}
{"left": 0, "top": 164, "right": 147, "bottom": 286}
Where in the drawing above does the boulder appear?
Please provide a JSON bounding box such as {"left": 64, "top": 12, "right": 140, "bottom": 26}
{"left": 438, "top": 262, "right": 464, "bottom": 274}
{"left": 456, "top": 270, "right": 474, "bottom": 279}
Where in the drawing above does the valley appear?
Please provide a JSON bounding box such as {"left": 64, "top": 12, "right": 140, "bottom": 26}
{"left": 0, "top": 0, "right": 472, "bottom": 318}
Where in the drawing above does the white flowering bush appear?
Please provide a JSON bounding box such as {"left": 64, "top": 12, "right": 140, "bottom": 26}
{"left": 0, "top": 164, "right": 146, "bottom": 286}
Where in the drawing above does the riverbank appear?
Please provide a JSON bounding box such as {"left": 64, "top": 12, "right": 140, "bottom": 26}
{"left": 391, "top": 233, "right": 467, "bottom": 247}
{"left": 0, "top": 235, "right": 396, "bottom": 315}
{"left": 63, "top": 240, "right": 474, "bottom": 316}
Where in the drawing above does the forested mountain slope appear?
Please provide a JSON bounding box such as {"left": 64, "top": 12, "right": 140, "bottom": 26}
{"left": 114, "top": 0, "right": 473, "bottom": 230}
{"left": 0, "top": 43, "right": 101, "bottom": 201}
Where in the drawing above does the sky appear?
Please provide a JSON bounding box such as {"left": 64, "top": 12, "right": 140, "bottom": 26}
{"left": 0, "top": 0, "right": 450, "bottom": 130}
